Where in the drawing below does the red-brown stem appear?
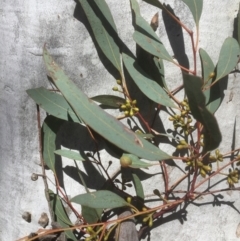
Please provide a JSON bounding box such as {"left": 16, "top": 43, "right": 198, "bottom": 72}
{"left": 160, "top": 161, "right": 169, "bottom": 200}
{"left": 162, "top": 5, "right": 192, "bottom": 34}
{"left": 172, "top": 187, "right": 240, "bottom": 196}
{"left": 54, "top": 175, "right": 84, "bottom": 222}
{"left": 136, "top": 112, "right": 151, "bottom": 133}
{"left": 190, "top": 31, "right": 197, "bottom": 75}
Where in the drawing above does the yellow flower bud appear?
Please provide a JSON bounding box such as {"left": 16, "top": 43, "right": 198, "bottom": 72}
{"left": 116, "top": 79, "right": 122, "bottom": 85}
{"left": 132, "top": 99, "right": 137, "bottom": 105}
{"left": 112, "top": 86, "right": 118, "bottom": 91}
{"left": 120, "top": 155, "right": 132, "bottom": 167}
{"left": 200, "top": 168, "right": 206, "bottom": 177}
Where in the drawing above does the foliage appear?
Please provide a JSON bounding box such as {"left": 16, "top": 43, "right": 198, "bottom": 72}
{"left": 22, "top": 1, "right": 240, "bottom": 241}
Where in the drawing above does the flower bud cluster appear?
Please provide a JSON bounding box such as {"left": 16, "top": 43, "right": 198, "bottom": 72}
{"left": 184, "top": 158, "right": 211, "bottom": 177}
{"left": 209, "top": 149, "right": 223, "bottom": 162}
{"left": 227, "top": 169, "right": 239, "bottom": 187}
{"left": 169, "top": 99, "right": 194, "bottom": 136}
{"left": 120, "top": 99, "right": 139, "bottom": 117}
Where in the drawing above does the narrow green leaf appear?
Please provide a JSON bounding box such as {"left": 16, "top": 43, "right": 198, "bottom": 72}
{"left": 55, "top": 149, "right": 85, "bottom": 161}
{"left": 78, "top": 0, "right": 121, "bottom": 74}
{"left": 199, "top": 48, "right": 223, "bottom": 113}
{"left": 130, "top": 0, "right": 160, "bottom": 42}
{"left": 215, "top": 37, "right": 240, "bottom": 81}
{"left": 49, "top": 190, "right": 77, "bottom": 241}
{"left": 132, "top": 173, "right": 144, "bottom": 199}
{"left": 181, "top": 0, "right": 203, "bottom": 26}
{"left": 199, "top": 48, "right": 215, "bottom": 104}
{"left": 27, "top": 87, "right": 80, "bottom": 123}
{"left": 91, "top": 95, "right": 125, "bottom": 108}
{"left": 183, "top": 73, "right": 222, "bottom": 151}
{"left": 123, "top": 53, "right": 176, "bottom": 108}
{"left": 199, "top": 48, "right": 215, "bottom": 84}
{"left": 121, "top": 154, "right": 153, "bottom": 169}
{"left": 71, "top": 190, "right": 129, "bottom": 209}
{"left": 142, "top": 0, "right": 164, "bottom": 9}
{"left": 133, "top": 31, "right": 173, "bottom": 63}
{"left": 43, "top": 47, "right": 170, "bottom": 161}
{"left": 82, "top": 206, "right": 102, "bottom": 224}
{"left": 131, "top": 0, "right": 167, "bottom": 89}
{"left": 42, "top": 116, "right": 65, "bottom": 172}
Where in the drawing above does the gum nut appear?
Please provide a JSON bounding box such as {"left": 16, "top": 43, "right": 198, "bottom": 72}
{"left": 38, "top": 212, "right": 49, "bottom": 228}
{"left": 22, "top": 211, "right": 31, "bottom": 223}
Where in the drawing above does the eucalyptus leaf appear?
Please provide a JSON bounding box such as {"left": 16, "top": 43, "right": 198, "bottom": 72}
{"left": 133, "top": 31, "right": 173, "bottom": 63}
{"left": 54, "top": 149, "right": 85, "bottom": 161}
{"left": 181, "top": 0, "right": 203, "bottom": 26}
{"left": 49, "top": 190, "right": 78, "bottom": 241}
{"left": 132, "top": 0, "right": 167, "bottom": 89}
{"left": 71, "top": 190, "right": 129, "bottom": 209}
{"left": 183, "top": 73, "right": 222, "bottom": 151}
{"left": 199, "top": 48, "right": 215, "bottom": 104}
{"left": 27, "top": 87, "right": 80, "bottom": 122}
{"left": 43, "top": 47, "right": 171, "bottom": 161}
{"left": 42, "top": 116, "right": 65, "bottom": 172}
{"left": 215, "top": 37, "right": 240, "bottom": 81}
{"left": 130, "top": 0, "right": 160, "bottom": 42}
{"left": 132, "top": 173, "right": 144, "bottom": 199}
{"left": 123, "top": 53, "right": 176, "bottom": 108}
{"left": 78, "top": 0, "right": 121, "bottom": 74}
{"left": 82, "top": 206, "right": 103, "bottom": 224}
{"left": 91, "top": 95, "right": 125, "bottom": 108}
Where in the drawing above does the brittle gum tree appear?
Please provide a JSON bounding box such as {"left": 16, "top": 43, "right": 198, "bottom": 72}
{"left": 20, "top": 0, "right": 240, "bottom": 240}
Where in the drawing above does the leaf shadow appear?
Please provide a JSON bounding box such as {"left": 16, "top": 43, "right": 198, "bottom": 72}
{"left": 162, "top": 4, "right": 189, "bottom": 69}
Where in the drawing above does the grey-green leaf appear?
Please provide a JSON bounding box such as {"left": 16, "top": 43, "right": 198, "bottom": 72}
{"left": 130, "top": 0, "right": 160, "bottom": 42}
{"left": 215, "top": 37, "right": 240, "bottom": 81}
{"left": 81, "top": 206, "right": 103, "bottom": 224}
{"left": 181, "top": 0, "right": 203, "bottom": 26}
{"left": 122, "top": 53, "right": 176, "bottom": 108}
{"left": 91, "top": 95, "right": 125, "bottom": 108}
{"left": 78, "top": 0, "right": 121, "bottom": 74}
{"left": 199, "top": 48, "right": 215, "bottom": 104}
{"left": 133, "top": 31, "right": 173, "bottom": 63}
{"left": 49, "top": 190, "right": 78, "bottom": 240}
{"left": 71, "top": 190, "right": 129, "bottom": 209}
{"left": 43, "top": 47, "right": 170, "bottom": 161}
{"left": 42, "top": 116, "right": 65, "bottom": 172}
{"left": 132, "top": 173, "right": 144, "bottom": 199}
{"left": 27, "top": 87, "right": 80, "bottom": 122}
{"left": 54, "top": 149, "right": 85, "bottom": 161}
{"left": 183, "top": 73, "right": 222, "bottom": 151}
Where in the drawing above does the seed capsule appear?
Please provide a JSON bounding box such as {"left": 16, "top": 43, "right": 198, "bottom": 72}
{"left": 22, "top": 212, "right": 31, "bottom": 223}
{"left": 38, "top": 212, "right": 49, "bottom": 228}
